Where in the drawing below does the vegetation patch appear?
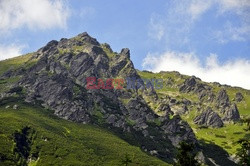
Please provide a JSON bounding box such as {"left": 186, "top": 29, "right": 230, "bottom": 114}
{"left": 0, "top": 101, "right": 169, "bottom": 166}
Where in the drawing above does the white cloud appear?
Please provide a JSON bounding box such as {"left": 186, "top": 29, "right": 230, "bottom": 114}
{"left": 188, "top": 0, "right": 213, "bottom": 20}
{"left": 214, "top": 22, "right": 250, "bottom": 43}
{"left": 148, "top": 0, "right": 250, "bottom": 45}
{"left": 218, "top": 0, "right": 250, "bottom": 13}
{"left": 145, "top": 0, "right": 250, "bottom": 89}
{"left": 0, "top": 0, "right": 70, "bottom": 32}
{"left": 214, "top": 0, "right": 250, "bottom": 43}
{"left": 147, "top": 0, "right": 214, "bottom": 46}
{"left": 142, "top": 51, "right": 250, "bottom": 90}
{"left": 148, "top": 1, "right": 195, "bottom": 47}
{"left": 0, "top": 44, "right": 25, "bottom": 60}
{"left": 148, "top": 14, "right": 165, "bottom": 40}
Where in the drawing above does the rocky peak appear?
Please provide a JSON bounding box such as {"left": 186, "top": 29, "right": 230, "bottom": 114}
{"left": 120, "top": 48, "right": 130, "bottom": 59}
{"left": 102, "top": 43, "right": 113, "bottom": 52}
{"left": 0, "top": 32, "right": 198, "bottom": 162}
{"left": 75, "top": 32, "right": 100, "bottom": 46}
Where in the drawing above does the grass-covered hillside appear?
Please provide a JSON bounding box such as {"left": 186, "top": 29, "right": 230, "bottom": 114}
{"left": 138, "top": 70, "right": 250, "bottom": 156}
{"left": 0, "top": 98, "right": 168, "bottom": 166}
{"left": 0, "top": 53, "right": 37, "bottom": 94}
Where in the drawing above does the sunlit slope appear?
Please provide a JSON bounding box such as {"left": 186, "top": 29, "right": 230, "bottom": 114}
{"left": 0, "top": 99, "right": 168, "bottom": 166}
{"left": 138, "top": 70, "right": 250, "bottom": 155}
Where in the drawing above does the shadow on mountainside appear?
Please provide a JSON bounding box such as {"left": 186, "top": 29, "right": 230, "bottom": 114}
{"left": 200, "top": 139, "right": 238, "bottom": 166}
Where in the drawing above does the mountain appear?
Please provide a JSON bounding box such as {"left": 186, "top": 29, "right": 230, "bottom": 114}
{"left": 0, "top": 32, "right": 249, "bottom": 166}
{"left": 138, "top": 70, "right": 250, "bottom": 165}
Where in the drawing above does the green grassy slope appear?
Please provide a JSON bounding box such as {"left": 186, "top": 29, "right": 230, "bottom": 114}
{"left": 0, "top": 54, "right": 37, "bottom": 93}
{"left": 0, "top": 53, "right": 36, "bottom": 76}
{"left": 0, "top": 99, "right": 168, "bottom": 166}
{"left": 138, "top": 70, "right": 250, "bottom": 155}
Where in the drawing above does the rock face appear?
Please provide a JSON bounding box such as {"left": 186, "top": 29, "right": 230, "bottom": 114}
{"left": 193, "top": 107, "right": 224, "bottom": 128}
{"left": 222, "top": 103, "right": 240, "bottom": 122}
{"left": 156, "top": 103, "right": 173, "bottom": 117}
{"left": 178, "top": 76, "right": 242, "bottom": 125}
{"left": 0, "top": 32, "right": 197, "bottom": 161}
{"left": 179, "top": 76, "right": 205, "bottom": 94}
{"left": 216, "top": 89, "right": 230, "bottom": 108}
{"left": 235, "top": 92, "right": 244, "bottom": 102}
{"left": 179, "top": 76, "right": 214, "bottom": 102}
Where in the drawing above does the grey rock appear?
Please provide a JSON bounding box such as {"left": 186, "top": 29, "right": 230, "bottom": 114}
{"left": 13, "top": 104, "right": 19, "bottom": 110}
{"left": 216, "top": 89, "right": 230, "bottom": 108}
{"left": 235, "top": 92, "right": 244, "bottom": 102}
{"left": 179, "top": 76, "right": 197, "bottom": 93}
{"left": 170, "top": 98, "right": 177, "bottom": 105}
{"left": 149, "top": 150, "right": 158, "bottom": 156}
{"left": 102, "top": 43, "right": 113, "bottom": 52}
{"left": 42, "top": 40, "right": 58, "bottom": 52}
{"left": 179, "top": 76, "right": 214, "bottom": 103}
{"left": 193, "top": 107, "right": 224, "bottom": 128}
{"left": 76, "top": 32, "right": 100, "bottom": 46}
{"left": 120, "top": 48, "right": 130, "bottom": 59}
{"left": 179, "top": 76, "right": 206, "bottom": 94}
{"left": 106, "top": 114, "right": 117, "bottom": 124}
{"left": 229, "top": 154, "right": 240, "bottom": 164}
{"left": 222, "top": 103, "right": 240, "bottom": 122}
{"left": 161, "top": 115, "right": 197, "bottom": 146}
{"left": 195, "top": 151, "right": 206, "bottom": 164}
{"left": 157, "top": 103, "right": 173, "bottom": 117}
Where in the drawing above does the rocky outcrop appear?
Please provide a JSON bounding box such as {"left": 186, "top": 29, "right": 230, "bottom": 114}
{"left": 222, "top": 103, "right": 240, "bottom": 122}
{"left": 161, "top": 115, "right": 196, "bottom": 146}
{"left": 180, "top": 76, "right": 204, "bottom": 93}
{"left": 0, "top": 32, "right": 197, "bottom": 161}
{"left": 156, "top": 103, "right": 173, "bottom": 117}
{"left": 179, "top": 76, "right": 213, "bottom": 102}
{"left": 216, "top": 89, "right": 230, "bottom": 108}
{"left": 193, "top": 107, "right": 224, "bottom": 128}
{"left": 235, "top": 92, "right": 244, "bottom": 102}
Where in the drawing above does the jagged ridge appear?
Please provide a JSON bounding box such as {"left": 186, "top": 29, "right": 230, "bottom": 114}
{"left": 0, "top": 32, "right": 197, "bottom": 163}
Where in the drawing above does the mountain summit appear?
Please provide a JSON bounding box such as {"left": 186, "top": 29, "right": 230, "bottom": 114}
{"left": 0, "top": 32, "right": 196, "bottom": 162}
{"left": 0, "top": 32, "right": 249, "bottom": 165}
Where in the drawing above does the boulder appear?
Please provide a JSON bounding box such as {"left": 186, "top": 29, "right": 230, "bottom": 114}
{"left": 235, "top": 92, "right": 244, "bottom": 102}
{"left": 179, "top": 76, "right": 197, "bottom": 93}
{"left": 216, "top": 89, "right": 230, "bottom": 108}
{"left": 179, "top": 76, "right": 209, "bottom": 99}
{"left": 13, "top": 104, "right": 19, "bottom": 110}
{"left": 222, "top": 103, "right": 240, "bottom": 122}
{"left": 193, "top": 107, "right": 224, "bottom": 128}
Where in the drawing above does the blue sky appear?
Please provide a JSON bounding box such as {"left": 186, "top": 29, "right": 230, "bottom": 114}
{"left": 0, "top": 0, "right": 250, "bottom": 89}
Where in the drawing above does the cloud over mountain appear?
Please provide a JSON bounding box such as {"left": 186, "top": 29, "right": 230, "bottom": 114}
{"left": 143, "top": 51, "right": 250, "bottom": 89}
{"left": 0, "top": 44, "right": 25, "bottom": 60}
